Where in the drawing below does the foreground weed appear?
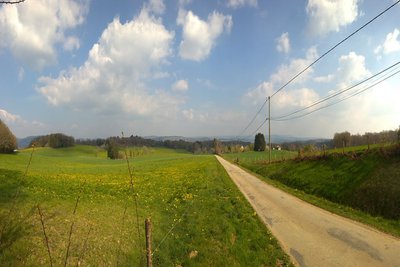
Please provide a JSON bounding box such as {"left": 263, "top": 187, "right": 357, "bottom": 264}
{"left": 117, "top": 132, "right": 143, "bottom": 266}
{"left": 76, "top": 224, "right": 93, "bottom": 266}
{"left": 64, "top": 182, "right": 85, "bottom": 267}
{"left": 0, "top": 145, "right": 35, "bottom": 245}
{"left": 37, "top": 205, "right": 53, "bottom": 267}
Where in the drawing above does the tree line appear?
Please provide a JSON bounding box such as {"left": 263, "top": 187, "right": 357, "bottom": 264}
{"left": 100, "top": 135, "right": 250, "bottom": 159}
{"left": 333, "top": 129, "right": 400, "bottom": 148}
{"left": 30, "top": 133, "right": 75, "bottom": 148}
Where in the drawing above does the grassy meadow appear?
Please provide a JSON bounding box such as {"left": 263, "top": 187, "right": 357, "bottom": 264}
{"left": 223, "top": 150, "right": 297, "bottom": 165}
{"left": 0, "top": 145, "right": 292, "bottom": 266}
{"left": 223, "top": 145, "right": 400, "bottom": 237}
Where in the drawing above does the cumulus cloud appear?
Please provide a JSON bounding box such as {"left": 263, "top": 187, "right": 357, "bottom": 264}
{"left": 147, "top": 0, "right": 166, "bottom": 15}
{"left": 276, "top": 32, "right": 290, "bottom": 54}
{"left": 38, "top": 9, "right": 181, "bottom": 118}
{"left": 306, "top": 0, "right": 359, "bottom": 36}
{"left": 270, "top": 46, "right": 318, "bottom": 86}
{"left": 374, "top": 28, "right": 400, "bottom": 56}
{"left": 0, "top": 109, "right": 21, "bottom": 123}
{"left": 63, "top": 36, "right": 80, "bottom": 51}
{"left": 177, "top": 9, "right": 232, "bottom": 61}
{"left": 182, "top": 109, "right": 194, "bottom": 120}
{"left": 0, "top": 0, "right": 88, "bottom": 70}
{"left": 245, "top": 47, "right": 319, "bottom": 109}
{"left": 18, "top": 67, "right": 25, "bottom": 81}
{"left": 314, "top": 74, "right": 334, "bottom": 83}
{"left": 336, "top": 51, "right": 370, "bottom": 88}
{"left": 227, "top": 0, "right": 257, "bottom": 8}
{"left": 172, "top": 79, "right": 189, "bottom": 92}
{"left": 0, "top": 109, "right": 46, "bottom": 137}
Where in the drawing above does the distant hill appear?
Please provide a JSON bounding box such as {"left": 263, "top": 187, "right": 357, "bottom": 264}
{"left": 145, "top": 135, "right": 327, "bottom": 144}
{"left": 17, "top": 136, "right": 39, "bottom": 149}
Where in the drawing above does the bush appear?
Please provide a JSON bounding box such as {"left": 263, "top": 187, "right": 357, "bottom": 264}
{"left": 0, "top": 119, "right": 17, "bottom": 153}
{"left": 105, "top": 138, "right": 121, "bottom": 159}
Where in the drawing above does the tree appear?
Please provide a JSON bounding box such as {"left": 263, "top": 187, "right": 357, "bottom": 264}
{"left": 48, "top": 133, "right": 75, "bottom": 148}
{"left": 333, "top": 131, "right": 351, "bottom": 148}
{"left": 254, "top": 133, "right": 266, "bottom": 152}
{"left": 105, "top": 138, "right": 120, "bottom": 159}
{"left": 0, "top": 119, "right": 17, "bottom": 153}
{"left": 397, "top": 126, "right": 400, "bottom": 144}
{"left": 213, "top": 138, "right": 223, "bottom": 155}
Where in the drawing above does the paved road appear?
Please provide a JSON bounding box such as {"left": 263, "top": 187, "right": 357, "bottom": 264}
{"left": 216, "top": 156, "right": 400, "bottom": 267}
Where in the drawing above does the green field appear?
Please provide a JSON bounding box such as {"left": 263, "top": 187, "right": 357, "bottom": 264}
{"left": 0, "top": 146, "right": 292, "bottom": 266}
{"left": 223, "top": 145, "right": 400, "bottom": 237}
{"left": 223, "top": 150, "right": 297, "bottom": 165}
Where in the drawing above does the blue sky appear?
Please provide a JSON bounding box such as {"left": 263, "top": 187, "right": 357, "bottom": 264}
{"left": 0, "top": 0, "right": 399, "bottom": 139}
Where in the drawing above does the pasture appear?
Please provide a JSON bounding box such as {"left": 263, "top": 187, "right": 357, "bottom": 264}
{"left": 0, "top": 146, "right": 291, "bottom": 266}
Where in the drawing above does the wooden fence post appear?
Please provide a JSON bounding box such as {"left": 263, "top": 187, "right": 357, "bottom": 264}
{"left": 145, "top": 218, "right": 152, "bottom": 267}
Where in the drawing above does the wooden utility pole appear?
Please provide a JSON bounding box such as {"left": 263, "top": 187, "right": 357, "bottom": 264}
{"left": 268, "top": 96, "right": 271, "bottom": 164}
{"left": 145, "top": 218, "right": 152, "bottom": 267}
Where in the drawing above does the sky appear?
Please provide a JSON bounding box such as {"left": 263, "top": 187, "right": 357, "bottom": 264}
{"left": 0, "top": 0, "right": 399, "bottom": 139}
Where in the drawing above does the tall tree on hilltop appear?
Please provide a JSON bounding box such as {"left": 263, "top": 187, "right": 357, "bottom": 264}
{"left": 0, "top": 119, "right": 17, "bottom": 153}
{"left": 254, "top": 133, "right": 266, "bottom": 152}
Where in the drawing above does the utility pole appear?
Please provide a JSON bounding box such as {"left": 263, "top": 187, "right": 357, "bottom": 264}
{"left": 268, "top": 96, "right": 271, "bottom": 164}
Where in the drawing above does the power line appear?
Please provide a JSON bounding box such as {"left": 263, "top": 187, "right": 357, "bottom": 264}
{"left": 272, "top": 60, "right": 400, "bottom": 120}
{"left": 237, "top": 0, "right": 399, "bottom": 138}
{"left": 238, "top": 97, "right": 268, "bottom": 137}
{"left": 270, "top": 0, "right": 400, "bottom": 99}
{"left": 273, "top": 69, "right": 400, "bottom": 121}
{"left": 250, "top": 117, "right": 268, "bottom": 136}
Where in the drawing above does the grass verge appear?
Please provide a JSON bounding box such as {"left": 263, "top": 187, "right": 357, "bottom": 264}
{"left": 223, "top": 146, "right": 400, "bottom": 238}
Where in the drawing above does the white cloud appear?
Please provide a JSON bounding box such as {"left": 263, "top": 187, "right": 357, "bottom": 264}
{"left": 63, "top": 36, "right": 80, "bottom": 51}
{"left": 38, "top": 9, "right": 180, "bottom": 118}
{"left": 147, "top": 0, "right": 165, "bottom": 15}
{"left": 0, "top": 0, "right": 88, "bottom": 70}
{"left": 172, "top": 79, "right": 189, "bottom": 92}
{"left": 0, "top": 109, "right": 21, "bottom": 123}
{"left": 18, "top": 67, "right": 24, "bottom": 81}
{"left": 374, "top": 28, "right": 400, "bottom": 56}
{"left": 270, "top": 46, "right": 318, "bottom": 85}
{"left": 276, "top": 32, "right": 290, "bottom": 54}
{"left": 182, "top": 109, "right": 194, "bottom": 120}
{"left": 336, "top": 51, "right": 370, "bottom": 87}
{"left": 177, "top": 9, "right": 232, "bottom": 61}
{"left": 314, "top": 74, "right": 334, "bottom": 83}
{"left": 0, "top": 109, "right": 46, "bottom": 137}
{"left": 306, "top": 0, "right": 359, "bottom": 36}
{"left": 227, "top": 0, "right": 257, "bottom": 8}
{"left": 178, "top": 0, "right": 192, "bottom": 7}
{"left": 246, "top": 47, "right": 319, "bottom": 106}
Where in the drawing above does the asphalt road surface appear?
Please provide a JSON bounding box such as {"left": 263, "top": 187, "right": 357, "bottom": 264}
{"left": 216, "top": 156, "right": 400, "bottom": 267}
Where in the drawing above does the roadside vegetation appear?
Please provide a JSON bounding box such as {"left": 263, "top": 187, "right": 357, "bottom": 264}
{"left": 0, "top": 145, "right": 292, "bottom": 266}
{"left": 224, "top": 144, "right": 400, "bottom": 237}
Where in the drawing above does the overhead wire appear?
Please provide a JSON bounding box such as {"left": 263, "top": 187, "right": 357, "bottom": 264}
{"left": 272, "top": 60, "right": 400, "bottom": 121}
{"left": 269, "top": 0, "right": 400, "bottom": 99}
{"left": 273, "top": 68, "right": 400, "bottom": 121}
{"left": 237, "top": 0, "right": 400, "bottom": 138}
{"left": 238, "top": 97, "right": 268, "bottom": 138}
{"left": 250, "top": 117, "right": 268, "bottom": 136}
